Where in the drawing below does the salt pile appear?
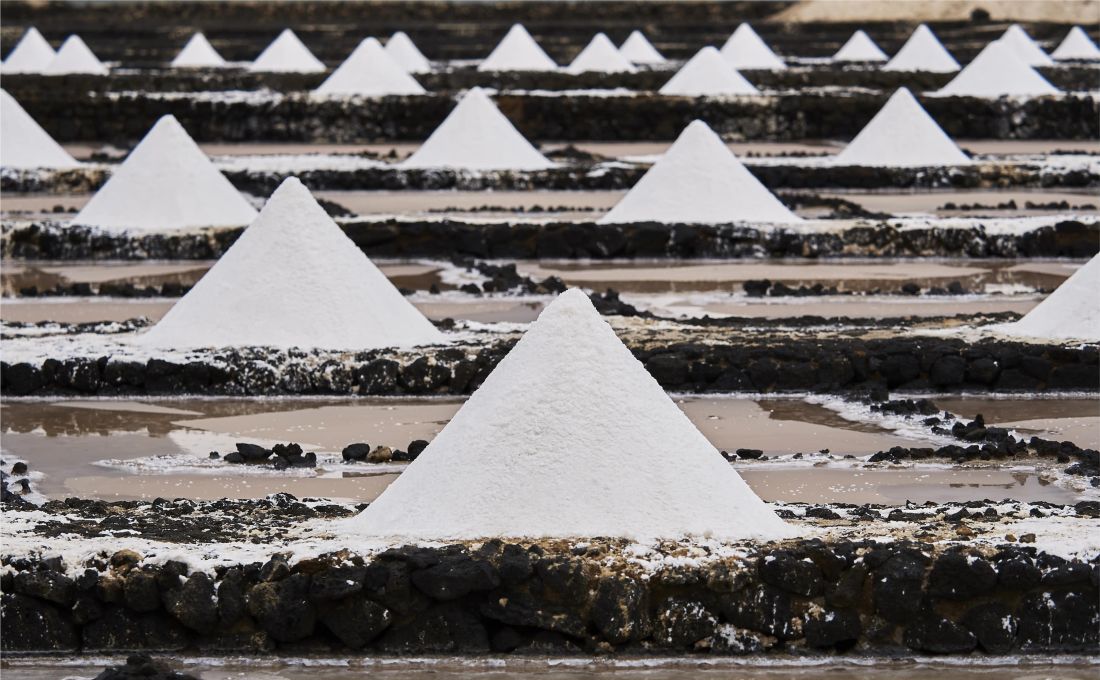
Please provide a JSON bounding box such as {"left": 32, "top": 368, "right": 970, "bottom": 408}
{"left": 42, "top": 35, "right": 108, "bottom": 75}
{"left": 248, "top": 29, "right": 325, "bottom": 73}
{"left": 994, "top": 255, "right": 1100, "bottom": 342}
{"left": 385, "top": 31, "right": 431, "bottom": 73}
{"left": 478, "top": 23, "right": 557, "bottom": 72}
{"left": 314, "top": 37, "right": 426, "bottom": 96}
{"left": 350, "top": 288, "right": 793, "bottom": 541}
{"left": 659, "top": 46, "right": 759, "bottom": 97}
{"left": 72, "top": 115, "right": 257, "bottom": 233}
{"left": 171, "top": 32, "right": 227, "bottom": 68}
{"left": 832, "top": 30, "right": 888, "bottom": 62}
{"left": 568, "top": 32, "right": 637, "bottom": 73}
{"left": 833, "top": 88, "right": 968, "bottom": 167}
{"left": 618, "top": 30, "right": 665, "bottom": 64}
{"left": 402, "top": 87, "right": 553, "bottom": 171}
{"left": 936, "top": 40, "right": 1059, "bottom": 98}
{"left": 600, "top": 120, "right": 800, "bottom": 224}
{"left": 0, "top": 89, "right": 79, "bottom": 169}
{"left": 882, "top": 24, "right": 959, "bottom": 72}
{"left": 997, "top": 24, "right": 1054, "bottom": 67}
{"left": 720, "top": 23, "right": 786, "bottom": 71}
{"left": 1, "top": 27, "right": 55, "bottom": 74}
{"left": 1052, "top": 26, "right": 1100, "bottom": 61}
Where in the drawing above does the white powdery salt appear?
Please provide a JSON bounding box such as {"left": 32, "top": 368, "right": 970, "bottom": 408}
{"left": 619, "top": 30, "right": 665, "bottom": 65}
{"left": 833, "top": 88, "right": 969, "bottom": 167}
{"left": 659, "top": 46, "right": 759, "bottom": 97}
{"left": 1, "top": 27, "right": 55, "bottom": 74}
{"left": 568, "top": 33, "right": 637, "bottom": 74}
{"left": 882, "top": 24, "right": 959, "bottom": 73}
{"left": 349, "top": 288, "right": 794, "bottom": 541}
{"left": 43, "top": 35, "right": 108, "bottom": 75}
{"left": 385, "top": 31, "right": 431, "bottom": 73}
{"left": 600, "top": 120, "right": 800, "bottom": 225}
{"left": 720, "top": 23, "right": 787, "bottom": 71}
{"left": 935, "top": 39, "right": 1060, "bottom": 98}
{"left": 72, "top": 115, "right": 257, "bottom": 232}
{"left": 994, "top": 255, "right": 1100, "bottom": 342}
{"left": 478, "top": 24, "right": 557, "bottom": 72}
{"left": 997, "top": 24, "right": 1054, "bottom": 67}
{"left": 137, "top": 177, "right": 443, "bottom": 351}
{"left": 171, "top": 33, "right": 227, "bottom": 68}
{"left": 401, "top": 87, "right": 553, "bottom": 171}
{"left": 314, "top": 37, "right": 426, "bottom": 96}
{"left": 249, "top": 29, "right": 326, "bottom": 73}
{"left": 0, "top": 89, "right": 79, "bottom": 169}
{"left": 833, "top": 30, "right": 888, "bottom": 62}
{"left": 1052, "top": 26, "right": 1100, "bottom": 61}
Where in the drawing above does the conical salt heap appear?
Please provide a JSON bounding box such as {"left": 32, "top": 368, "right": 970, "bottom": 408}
{"left": 351, "top": 288, "right": 794, "bottom": 541}
{"left": 833, "top": 88, "right": 968, "bottom": 167}
{"left": 1, "top": 89, "right": 79, "bottom": 169}
{"left": 314, "top": 37, "right": 426, "bottom": 96}
{"left": 1, "top": 27, "right": 55, "bottom": 74}
{"left": 478, "top": 24, "right": 557, "bottom": 72}
{"left": 568, "top": 32, "right": 637, "bottom": 73}
{"left": 833, "top": 30, "right": 887, "bottom": 62}
{"left": 936, "top": 40, "right": 1059, "bottom": 98}
{"left": 659, "top": 46, "right": 759, "bottom": 97}
{"left": 43, "top": 35, "right": 108, "bottom": 75}
{"left": 171, "top": 32, "right": 227, "bottom": 68}
{"left": 619, "top": 30, "right": 665, "bottom": 64}
{"left": 600, "top": 120, "right": 800, "bottom": 225}
{"left": 72, "top": 115, "right": 257, "bottom": 233}
{"left": 720, "top": 23, "right": 786, "bottom": 71}
{"left": 997, "top": 24, "right": 1054, "bottom": 67}
{"left": 1052, "top": 26, "right": 1100, "bottom": 61}
{"left": 248, "top": 29, "right": 325, "bottom": 73}
{"left": 995, "top": 254, "right": 1100, "bottom": 342}
{"left": 385, "top": 31, "right": 431, "bottom": 73}
{"left": 402, "top": 87, "right": 553, "bottom": 171}
{"left": 138, "top": 178, "right": 442, "bottom": 351}
{"left": 882, "top": 24, "right": 959, "bottom": 72}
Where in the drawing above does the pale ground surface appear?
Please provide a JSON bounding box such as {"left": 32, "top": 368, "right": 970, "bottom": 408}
{"left": 771, "top": 0, "right": 1098, "bottom": 23}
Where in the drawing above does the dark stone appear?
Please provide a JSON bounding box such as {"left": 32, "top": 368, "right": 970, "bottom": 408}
{"left": 479, "top": 589, "right": 587, "bottom": 637}
{"left": 497, "top": 544, "right": 534, "bottom": 585}
{"left": 309, "top": 566, "right": 366, "bottom": 602}
{"left": 163, "top": 573, "right": 218, "bottom": 633}
{"left": 90, "top": 654, "right": 200, "bottom": 680}
{"left": 960, "top": 602, "right": 1015, "bottom": 654}
{"left": 592, "top": 577, "right": 649, "bottom": 644}
{"left": 72, "top": 593, "right": 104, "bottom": 625}
{"left": 720, "top": 585, "right": 794, "bottom": 640}
{"left": 378, "top": 602, "right": 489, "bottom": 653}
{"left": 735, "top": 448, "right": 764, "bottom": 460}
{"left": 653, "top": 598, "right": 717, "bottom": 648}
{"left": 872, "top": 548, "right": 930, "bottom": 624}
{"left": 124, "top": 570, "right": 161, "bottom": 613}
{"left": 83, "top": 606, "right": 189, "bottom": 651}
{"left": 235, "top": 443, "right": 271, "bottom": 462}
{"left": 804, "top": 608, "right": 862, "bottom": 649}
{"left": 3, "top": 363, "right": 44, "bottom": 396}
{"left": 246, "top": 574, "right": 316, "bottom": 642}
{"left": 341, "top": 443, "right": 371, "bottom": 462}
{"left": 317, "top": 595, "right": 392, "bottom": 649}
{"left": 490, "top": 626, "right": 524, "bottom": 652}
{"left": 879, "top": 353, "right": 921, "bottom": 387}
{"left": 0, "top": 592, "right": 78, "bottom": 651}
{"left": 929, "top": 355, "right": 966, "bottom": 387}
{"left": 995, "top": 552, "right": 1041, "bottom": 589}
{"left": 826, "top": 564, "right": 868, "bottom": 609}
{"left": 356, "top": 359, "right": 399, "bottom": 394}
{"left": 903, "top": 612, "right": 977, "bottom": 653}
{"left": 1017, "top": 589, "right": 1100, "bottom": 651}
{"left": 13, "top": 569, "right": 76, "bottom": 606}
{"left": 407, "top": 439, "right": 429, "bottom": 459}
{"left": 928, "top": 552, "right": 997, "bottom": 600}
{"left": 411, "top": 555, "right": 500, "bottom": 600}
{"left": 758, "top": 551, "right": 824, "bottom": 597}
{"left": 216, "top": 568, "right": 247, "bottom": 626}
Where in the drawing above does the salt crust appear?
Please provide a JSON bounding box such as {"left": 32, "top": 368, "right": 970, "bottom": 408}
{"left": 997, "top": 24, "right": 1054, "bottom": 67}
{"left": 314, "top": 37, "right": 426, "bottom": 96}
{"left": 935, "top": 39, "right": 1060, "bottom": 98}
{"left": 1051, "top": 26, "right": 1100, "bottom": 61}
{"left": 1, "top": 27, "right": 55, "bottom": 74}
{"left": 0, "top": 89, "right": 80, "bottom": 169}
{"left": 720, "top": 23, "right": 787, "bottom": 71}
{"left": 618, "top": 30, "right": 665, "bottom": 64}
{"left": 832, "top": 88, "right": 969, "bottom": 167}
{"left": 568, "top": 33, "right": 637, "bottom": 74}
{"left": 171, "top": 33, "right": 227, "bottom": 68}
{"left": 993, "top": 254, "right": 1100, "bottom": 342}
{"left": 659, "top": 46, "right": 759, "bottom": 97}
{"left": 385, "top": 31, "right": 431, "bottom": 73}
{"left": 42, "top": 35, "right": 108, "bottom": 75}
{"left": 248, "top": 29, "right": 325, "bottom": 73}
{"left": 832, "top": 30, "right": 888, "bottom": 62}
{"left": 478, "top": 24, "right": 557, "bottom": 72}
{"left": 882, "top": 24, "right": 960, "bottom": 73}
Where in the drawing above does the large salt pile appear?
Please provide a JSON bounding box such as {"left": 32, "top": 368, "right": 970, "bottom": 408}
{"left": 478, "top": 24, "right": 557, "bottom": 72}
{"left": 385, "top": 31, "right": 431, "bottom": 73}
{"left": 997, "top": 24, "right": 1054, "bottom": 67}
{"left": 402, "top": 87, "right": 553, "bottom": 171}
{"left": 138, "top": 177, "right": 442, "bottom": 350}
{"left": 659, "top": 46, "right": 759, "bottom": 97}
{"left": 833, "top": 88, "right": 968, "bottom": 167}
{"left": 936, "top": 40, "right": 1059, "bottom": 98}
{"left": 1052, "top": 26, "right": 1100, "bottom": 61}
{"left": 350, "top": 288, "right": 793, "bottom": 541}
{"left": 600, "top": 120, "right": 800, "bottom": 225}
{"left": 568, "top": 32, "right": 637, "bottom": 73}
{"left": 314, "top": 37, "right": 426, "bottom": 96}
{"left": 833, "top": 30, "right": 888, "bottom": 62}
{"left": 882, "top": 24, "right": 959, "bottom": 72}
{"left": 0, "top": 89, "right": 79, "bottom": 170}
{"left": 993, "top": 255, "right": 1100, "bottom": 342}
{"left": 43, "top": 35, "right": 108, "bottom": 75}
{"left": 171, "top": 32, "right": 227, "bottom": 68}
{"left": 248, "top": 29, "right": 325, "bottom": 73}
{"left": 619, "top": 30, "right": 665, "bottom": 64}
{"left": 1, "top": 27, "right": 55, "bottom": 74}
{"left": 72, "top": 115, "right": 257, "bottom": 233}
{"left": 720, "top": 23, "right": 787, "bottom": 71}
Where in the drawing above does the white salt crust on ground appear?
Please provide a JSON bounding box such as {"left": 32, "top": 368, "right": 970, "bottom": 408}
{"left": 478, "top": 24, "right": 557, "bottom": 72}
{"left": 997, "top": 24, "right": 1055, "bottom": 67}
{"left": 42, "top": 35, "right": 108, "bottom": 75}
{"left": 568, "top": 33, "right": 637, "bottom": 74}
{"left": 249, "top": 28, "right": 326, "bottom": 73}
{"left": 720, "top": 24, "right": 787, "bottom": 71}
{"left": 171, "top": 33, "right": 227, "bottom": 68}
{"left": 618, "top": 30, "right": 665, "bottom": 65}
{"left": 934, "top": 39, "right": 1060, "bottom": 98}
{"left": 832, "top": 88, "right": 969, "bottom": 167}
{"left": 314, "top": 37, "right": 426, "bottom": 97}
{"left": 832, "top": 30, "right": 888, "bottom": 62}
{"left": 385, "top": 31, "right": 431, "bottom": 73}
{"left": 0, "top": 89, "right": 80, "bottom": 170}
{"left": 882, "top": 24, "right": 960, "bottom": 73}
{"left": 990, "top": 254, "right": 1100, "bottom": 342}
{"left": 1052, "top": 26, "right": 1100, "bottom": 61}
{"left": 659, "top": 46, "right": 759, "bottom": 97}
{"left": 1, "top": 27, "right": 55, "bottom": 74}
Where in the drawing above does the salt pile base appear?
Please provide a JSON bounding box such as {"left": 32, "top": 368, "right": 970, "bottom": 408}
{"left": 618, "top": 30, "right": 665, "bottom": 64}
{"left": 350, "top": 288, "right": 793, "bottom": 541}
{"left": 659, "top": 46, "right": 759, "bottom": 97}
{"left": 314, "top": 37, "right": 426, "bottom": 96}
{"left": 171, "top": 33, "right": 227, "bottom": 68}
{"left": 1052, "top": 26, "right": 1100, "bottom": 61}
{"left": 833, "top": 30, "right": 888, "bottom": 62}
{"left": 935, "top": 40, "right": 1059, "bottom": 98}
{"left": 720, "top": 23, "right": 787, "bottom": 71}
{"left": 72, "top": 115, "right": 258, "bottom": 233}
{"left": 1, "top": 27, "right": 55, "bottom": 74}
{"left": 600, "top": 119, "right": 800, "bottom": 225}
{"left": 994, "top": 255, "right": 1100, "bottom": 342}
{"left": 385, "top": 31, "right": 431, "bottom": 73}
{"left": 0, "top": 89, "right": 79, "bottom": 169}
{"left": 249, "top": 29, "right": 325, "bottom": 73}
{"left": 478, "top": 24, "right": 557, "bottom": 72}
{"left": 43, "top": 35, "right": 108, "bottom": 75}
{"left": 833, "top": 88, "right": 968, "bottom": 167}
{"left": 568, "top": 32, "right": 637, "bottom": 73}
{"left": 998, "top": 24, "right": 1054, "bottom": 67}
{"left": 401, "top": 87, "right": 553, "bottom": 171}
{"left": 882, "top": 24, "right": 959, "bottom": 72}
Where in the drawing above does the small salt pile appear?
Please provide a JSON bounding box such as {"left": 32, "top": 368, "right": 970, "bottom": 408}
{"left": 478, "top": 24, "right": 557, "bottom": 72}
{"left": 350, "top": 288, "right": 793, "bottom": 541}
{"left": 936, "top": 40, "right": 1059, "bottom": 98}
{"left": 568, "top": 32, "right": 637, "bottom": 73}
{"left": 0, "top": 89, "right": 79, "bottom": 169}
{"left": 833, "top": 88, "right": 968, "bottom": 167}
{"left": 600, "top": 120, "right": 800, "bottom": 225}
{"left": 385, "top": 31, "right": 431, "bottom": 73}
{"left": 659, "top": 46, "right": 759, "bottom": 97}
{"left": 402, "top": 87, "right": 553, "bottom": 171}
{"left": 832, "top": 30, "right": 887, "bottom": 62}
{"left": 138, "top": 177, "right": 442, "bottom": 351}
{"left": 314, "top": 37, "right": 426, "bottom": 96}
{"left": 882, "top": 24, "right": 959, "bottom": 72}
{"left": 72, "top": 115, "right": 257, "bottom": 233}
{"left": 720, "top": 23, "right": 786, "bottom": 71}
{"left": 1052, "top": 26, "right": 1100, "bottom": 61}
{"left": 248, "top": 29, "right": 325, "bottom": 73}
{"left": 618, "top": 30, "right": 665, "bottom": 64}
{"left": 997, "top": 24, "right": 1054, "bottom": 67}
{"left": 43, "top": 35, "right": 108, "bottom": 75}
{"left": 994, "top": 254, "right": 1100, "bottom": 342}
{"left": 171, "top": 32, "right": 227, "bottom": 68}
{"left": 1, "top": 27, "right": 55, "bottom": 74}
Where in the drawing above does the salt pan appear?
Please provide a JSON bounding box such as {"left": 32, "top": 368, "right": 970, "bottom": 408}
{"left": 43, "top": 35, "right": 108, "bottom": 75}
{"left": 0, "top": 89, "right": 79, "bottom": 169}
{"left": 994, "top": 255, "right": 1100, "bottom": 342}
{"left": 833, "top": 30, "right": 887, "bottom": 62}
{"left": 619, "top": 30, "right": 665, "bottom": 64}
{"left": 659, "top": 46, "right": 758, "bottom": 97}
{"left": 249, "top": 29, "right": 325, "bottom": 73}
{"left": 385, "top": 31, "right": 431, "bottom": 73}
{"left": 568, "top": 33, "right": 637, "bottom": 73}
{"left": 720, "top": 24, "right": 786, "bottom": 71}
{"left": 833, "top": 88, "right": 968, "bottom": 167}
{"left": 478, "top": 24, "right": 557, "bottom": 72}
{"left": 997, "top": 24, "right": 1054, "bottom": 67}
{"left": 1, "top": 27, "right": 55, "bottom": 74}
{"left": 171, "top": 33, "right": 227, "bottom": 68}
{"left": 882, "top": 24, "right": 959, "bottom": 72}
{"left": 1052, "top": 26, "right": 1100, "bottom": 61}
{"left": 314, "top": 37, "right": 426, "bottom": 96}
{"left": 935, "top": 39, "right": 1059, "bottom": 98}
